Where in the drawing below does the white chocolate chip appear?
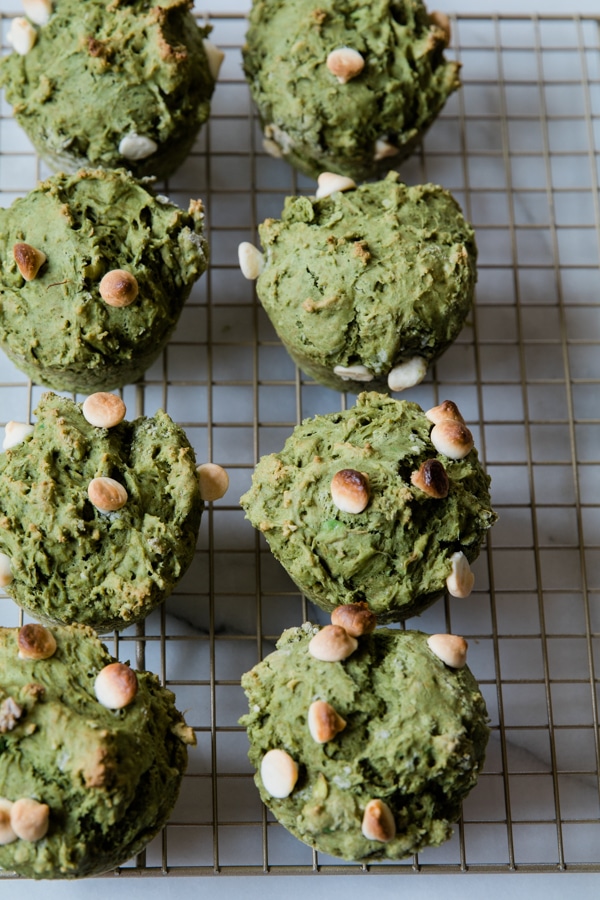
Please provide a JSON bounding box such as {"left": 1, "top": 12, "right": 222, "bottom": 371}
{"left": 22, "top": 0, "right": 52, "bottom": 25}
{"left": 330, "top": 469, "right": 370, "bottom": 514}
{"left": 331, "top": 602, "right": 377, "bottom": 637}
{"left": 425, "top": 400, "right": 465, "bottom": 426}
{"left": 10, "top": 798, "right": 49, "bottom": 842}
{"left": 262, "top": 138, "right": 284, "bottom": 159}
{"left": 427, "top": 633, "right": 468, "bottom": 668}
{"left": 326, "top": 47, "right": 365, "bottom": 84}
{"left": 374, "top": 138, "right": 400, "bottom": 161}
{"left": 7, "top": 17, "right": 37, "bottom": 55}
{"left": 333, "top": 364, "right": 374, "bottom": 382}
{"left": 17, "top": 623, "right": 57, "bottom": 660}
{"left": 82, "top": 393, "right": 126, "bottom": 429}
{"left": 387, "top": 357, "right": 427, "bottom": 392}
{"left": 429, "top": 10, "right": 451, "bottom": 45}
{"left": 203, "top": 39, "right": 225, "bottom": 81}
{"left": 0, "top": 799, "right": 17, "bottom": 846}
{"left": 410, "top": 459, "right": 449, "bottom": 499}
{"left": 99, "top": 269, "right": 139, "bottom": 308}
{"left": 308, "top": 700, "right": 346, "bottom": 744}
{"left": 361, "top": 799, "right": 396, "bottom": 842}
{"left": 3, "top": 421, "right": 34, "bottom": 450}
{"left": 0, "top": 553, "right": 13, "bottom": 588}
{"left": 446, "top": 551, "right": 475, "bottom": 598}
{"left": 238, "top": 242, "right": 264, "bottom": 280}
{"left": 94, "top": 662, "right": 138, "bottom": 709}
{"left": 118, "top": 133, "right": 158, "bottom": 161}
{"left": 196, "top": 463, "right": 229, "bottom": 502}
{"left": 315, "top": 172, "right": 357, "bottom": 199}
{"left": 430, "top": 420, "right": 474, "bottom": 459}
{"left": 13, "top": 242, "right": 46, "bottom": 281}
{"left": 260, "top": 748, "right": 298, "bottom": 799}
{"left": 87, "top": 476, "right": 128, "bottom": 512}
{"left": 308, "top": 625, "right": 358, "bottom": 662}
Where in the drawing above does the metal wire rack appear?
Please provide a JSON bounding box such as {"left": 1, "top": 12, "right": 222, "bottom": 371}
{"left": 1, "top": 2, "right": 600, "bottom": 877}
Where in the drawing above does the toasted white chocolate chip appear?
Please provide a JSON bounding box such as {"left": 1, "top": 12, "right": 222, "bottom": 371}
{"left": 196, "top": 463, "right": 229, "bottom": 502}
{"left": 13, "top": 242, "right": 46, "bottom": 281}
{"left": 425, "top": 399, "right": 465, "bottom": 426}
{"left": 427, "top": 633, "right": 468, "bottom": 668}
{"left": 82, "top": 393, "right": 126, "bottom": 429}
{"left": 308, "top": 700, "right": 347, "bottom": 744}
{"left": 99, "top": 269, "right": 139, "bottom": 308}
{"left": 374, "top": 138, "right": 400, "bottom": 161}
{"left": 238, "top": 242, "right": 264, "bottom": 280}
{"left": 330, "top": 469, "right": 370, "bottom": 514}
{"left": 0, "top": 799, "right": 17, "bottom": 845}
{"left": 446, "top": 551, "right": 475, "bottom": 598}
{"left": 315, "top": 172, "right": 357, "bottom": 199}
{"left": 7, "top": 17, "right": 37, "bottom": 54}
{"left": 429, "top": 10, "right": 451, "bottom": 45}
{"left": 260, "top": 748, "right": 298, "bottom": 798}
{"left": 308, "top": 625, "right": 358, "bottom": 662}
{"left": 333, "top": 364, "right": 374, "bottom": 383}
{"left": 262, "top": 137, "right": 284, "bottom": 158}
{"left": 410, "top": 459, "right": 449, "bottom": 499}
{"left": 118, "top": 133, "right": 158, "bottom": 161}
{"left": 430, "top": 420, "right": 474, "bottom": 460}
{"left": 87, "top": 476, "right": 128, "bottom": 512}
{"left": 203, "top": 39, "right": 225, "bottom": 80}
{"left": 0, "top": 553, "right": 13, "bottom": 588}
{"left": 10, "top": 798, "right": 49, "bottom": 842}
{"left": 94, "top": 662, "right": 138, "bottom": 709}
{"left": 331, "top": 602, "right": 377, "bottom": 637}
{"left": 387, "top": 357, "right": 427, "bottom": 392}
{"left": 22, "top": 0, "right": 52, "bottom": 25}
{"left": 361, "top": 799, "right": 396, "bottom": 843}
{"left": 17, "top": 624, "right": 57, "bottom": 660}
{"left": 3, "top": 421, "right": 34, "bottom": 450}
{"left": 326, "top": 47, "right": 365, "bottom": 84}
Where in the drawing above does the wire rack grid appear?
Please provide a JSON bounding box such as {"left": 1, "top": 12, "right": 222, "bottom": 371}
{"left": 1, "top": 1, "right": 600, "bottom": 878}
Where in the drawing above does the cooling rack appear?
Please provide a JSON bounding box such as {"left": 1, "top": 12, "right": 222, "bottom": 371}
{"left": 1, "top": 1, "right": 600, "bottom": 878}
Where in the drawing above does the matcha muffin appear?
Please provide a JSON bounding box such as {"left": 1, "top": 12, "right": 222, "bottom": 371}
{"left": 239, "top": 172, "right": 477, "bottom": 394}
{"left": 0, "top": 0, "right": 221, "bottom": 179}
{"left": 240, "top": 619, "right": 489, "bottom": 862}
{"left": 243, "top": 0, "right": 460, "bottom": 181}
{"left": 240, "top": 393, "right": 497, "bottom": 623}
{"left": 0, "top": 167, "right": 208, "bottom": 393}
{"left": 0, "top": 622, "right": 196, "bottom": 878}
{"left": 0, "top": 391, "right": 203, "bottom": 632}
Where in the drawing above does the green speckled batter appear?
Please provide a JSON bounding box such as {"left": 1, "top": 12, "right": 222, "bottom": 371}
{"left": 0, "top": 623, "right": 195, "bottom": 879}
{"left": 240, "top": 393, "right": 496, "bottom": 622}
{"left": 241, "top": 624, "right": 489, "bottom": 862}
{"left": 243, "top": 0, "right": 461, "bottom": 180}
{"left": 0, "top": 168, "right": 208, "bottom": 393}
{"left": 0, "top": 392, "right": 202, "bottom": 632}
{"left": 256, "top": 173, "right": 477, "bottom": 393}
{"left": 0, "top": 0, "right": 215, "bottom": 179}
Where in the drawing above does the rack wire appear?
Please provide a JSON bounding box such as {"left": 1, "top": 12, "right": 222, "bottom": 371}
{"left": 1, "top": 3, "right": 600, "bottom": 877}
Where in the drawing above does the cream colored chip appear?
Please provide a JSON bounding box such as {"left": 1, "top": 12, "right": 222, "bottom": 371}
{"left": 13, "top": 242, "right": 46, "bottom": 281}
{"left": 425, "top": 399, "right": 465, "bottom": 425}
{"left": 430, "top": 420, "right": 474, "bottom": 460}
{"left": 262, "top": 137, "right": 284, "bottom": 159}
{"left": 3, "top": 421, "right": 34, "bottom": 450}
{"left": 10, "top": 798, "right": 49, "bottom": 842}
{"left": 196, "top": 463, "right": 229, "bottom": 502}
{"left": 326, "top": 47, "right": 365, "bottom": 84}
{"left": 99, "top": 269, "right": 139, "bottom": 308}
{"left": 387, "top": 357, "right": 427, "bottom": 392}
{"left": 361, "top": 799, "right": 396, "bottom": 842}
{"left": 82, "top": 392, "right": 127, "bottom": 429}
{"left": 446, "top": 551, "right": 475, "bottom": 598}
{"left": 87, "top": 476, "right": 128, "bottom": 512}
{"left": 333, "top": 364, "right": 374, "bottom": 382}
{"left": 429, "top": 10, "right": 451, "bottom": 45}
{"left": 331, "top": 602, "right": 377, "bottom": 637}
{"left": 7, "top": 17, "right": 37, "bottom": 54}
{"left": 0, "top": 552, "right": 13, "bottom": 588}
{"left": 308, "top": 625, "right": 358, "bottom": 662}
{"left": 315, "top": 172, "right": 357, "bottom": 199}
{"left": 410, "top": 459, "right": 450, "bottom": 499}
{"left": 17, "top": 623, "right": 57, "bottom": 660}
{"left": 374, "top": 138, "right": 400, "bottom": 161}
{"left": 427, "top": 633, "right": 468, "bottom": 669}
{"left": 118, "top": 133, "right": 158, "bottom": 160}
{"left": 238, "top": 242, "right": 264, "bottom": 280}
{"left": 307, "top": 700, "right": 347, "bottom": 744}
{"left": 22, "top": 0, "right": 52, "bottom": 25}
{"left": 260, "top": 748, "right": 298, "bottom": 799}
{"left": 203, "top": 39, "right": 225, "bottom": 80}
{"left": 330, "top": 469, "right": 370, "bottom": 514}
{"left": 94, "top": 662, "right": 138, "bottom": 709}
{"left": 0, "top": 799, "right": 17, "bottom": 845}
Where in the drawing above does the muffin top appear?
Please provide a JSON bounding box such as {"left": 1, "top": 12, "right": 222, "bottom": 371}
{"left": 241, "top": 623, "right": 489, "bottom": 862}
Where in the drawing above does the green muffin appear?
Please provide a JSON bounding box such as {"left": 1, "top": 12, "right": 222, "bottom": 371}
{"left": 240, "top": 393, "right": 496, "bottom": 623}
{"left": 0, "top": 0, "right": 219, "bottom": 179}
{"left": 243, "top": 0, "right": 460, "bottom": 180}
{"left": 240, "top": 622, "right": 489, "bottom": 862}
{"left": 0, "top": 392, "right": 202, "bottom": 632}
{"left": 241, "top": 172, "right": 477, "bottom": 394}
{"left": 0, "top": 168, "right": 208, "bottom": 393}
{"left": 0, "top": 622, "right": 196, "bottom": 878}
